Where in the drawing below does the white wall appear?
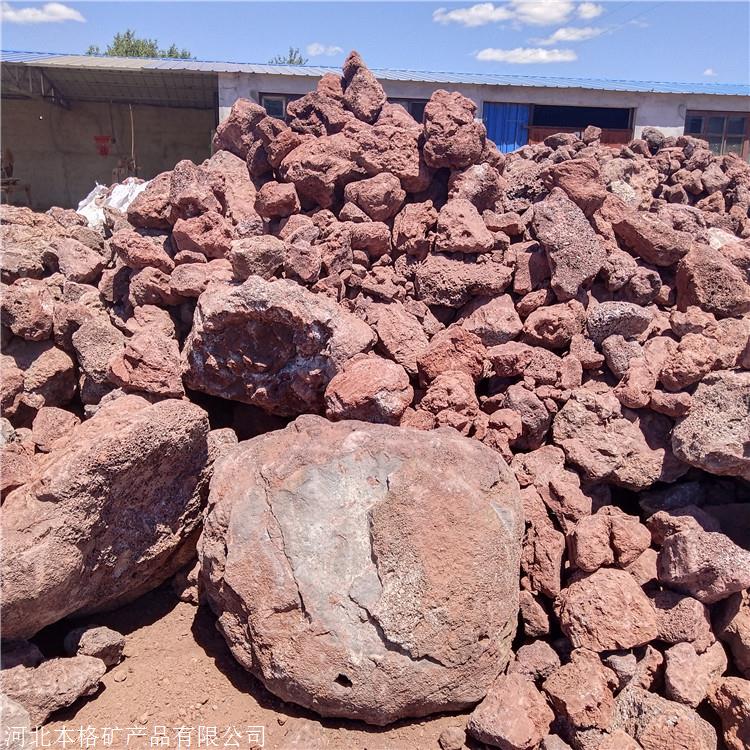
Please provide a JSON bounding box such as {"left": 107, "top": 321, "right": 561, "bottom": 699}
{"left": 218, "top": 70, "right": 750, "bottom": 139}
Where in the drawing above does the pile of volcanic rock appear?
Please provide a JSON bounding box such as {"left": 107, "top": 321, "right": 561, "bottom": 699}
{"left": 2, "top": 50, "right": 750, "bottom": 750}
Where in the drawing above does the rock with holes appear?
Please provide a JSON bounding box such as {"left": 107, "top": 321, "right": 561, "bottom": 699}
{"left": 199, "top": 415, "right": 523, "bottom": 725}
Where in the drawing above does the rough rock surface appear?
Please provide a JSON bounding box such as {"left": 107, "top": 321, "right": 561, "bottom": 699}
{"left": 0, "top": 656, "right": 106, "bottom": 726}
{"left": 183, "top": 276, "right": 375, "bottom": 416}
{"left": 200, "top": 415, "right": 523, "bottom": 724}
{"left": 0, "top": 396, "right": 211, "bottom": 639}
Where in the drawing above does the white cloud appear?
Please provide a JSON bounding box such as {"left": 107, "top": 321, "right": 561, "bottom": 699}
{"left": 433, "top": 1, "right": 579, "bottom": 28}
{"left": 306, "top": 42, "right": 343, "bottom": 57}
{"left": 433, "top": 3, "right": 513, "bottom": 27}
{"left": 475, "top": 46, "right": 577, "bottom": 63}
{"left": 703, "top": 67, "right": 718, "bottom": 77}
{"left": 536, "top": 26, "right": 604, "bottom": 45}
{"left": 509, "top": 0, "right": 575, "bottom": 26}
{"left": 0, "top": 2, "right": 84, "bottom": 23}
{"left": 577, "top": 2, "right": 603, "bottom": 20}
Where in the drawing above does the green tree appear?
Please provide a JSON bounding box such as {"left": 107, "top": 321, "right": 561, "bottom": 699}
{"left": 269, "top": 47, "right": 307, "bottom": 65}
{"left": 86, "top": 29, "right": 191, "bottom": 59}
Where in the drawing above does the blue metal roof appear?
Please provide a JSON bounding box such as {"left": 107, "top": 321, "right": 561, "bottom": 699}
{"left": 2, "top": 49, "right": 749, "bottom": 98}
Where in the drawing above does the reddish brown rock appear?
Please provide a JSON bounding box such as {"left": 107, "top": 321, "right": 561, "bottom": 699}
{"left": 170, "top": 259, "right": 232, "bottom": 297}
{"left": 611, "top": 208, "right": 694, "bottom": 267}
{"left": 671, "top": 370, "right": 750, "bottom": 480}
{"left": 532, "top": 188, "right": 606, "bottom": 301}
{"left": 342, "top": 51, "right": 387, "bottom": 124}
{"left": 30, "top": 406, "right": 80, "bottom": 453}
{"left": 556, "top": 568, "right": 659, "bottom": 651}
{"left": 229, "top": 236, "right": 287, "bottom": 280}
{"left": 110, "top": 229, "right": 174, "bottom": 273}
{"left": 435, "top": 198, "right": 495, "bottom": 254}
{"left": 460, "top": 294, "right": 523, "bottom": 346}
{"left": 1, "top": 278, "right": 54, "bottom": 341}
{"left": 279, "top": 133, "right": 364, "bottom": 208}
{"left": 614, "top": 685, "right": 717, "bottom": 750}
{"left": 368, "top": 301, "right": 429, "bottom": 376}
{"left": 0, "top": 656, "right": 106, "bottom": 726}
{"left": 586, "top": 302, "right": 653, "bottom": 345}
{"left": 546, "top": 158, "right": 607, "bottom": 217}
{"left": 324, "top": 353, "right": 413, "bottom": 424}
{"left": 212, "top": 98, "right": 267, "bottom": 158}
{"left": 519, "top": 486, "right": 565, "bottom": 598}
{"left": 518, "top": 592, "right": 551, "bottom": 639}
{"left": 523, "top": 301, "right": 584, "bottom": 350}
{"left": 344, "top": 172, "right": 405, "bottom": 222}
{"left": 417, "top": 326, "right": 486, "bottom": 384}
{"left": 172, "top": 210, "right": 233, "bottom": 259}
{"left": 570, "top": 506, "right": 651, "bottom": 573}
{"left": 449, "top": 163, "right": 506, "bottom": 212}
{"left": 126, "top": 171, "right": 173, "bottom": 230}
{"left": 708, "top": 677, "right": 750, "bottom": 750}
{"left": 715, "top": 591, "right": 750, "bottom": 678}
{"left": 205, "top": 149, "right": 260, "bottom": 230}
{"left": 168, "top": 159, "right": 225, "bottom": 220}
{"left": 0, "top": 396, "right": 212, "bottom": 639}
{"left": 657, "top": 528, "right": 750, "bottom": 604}
{"left": 200, "top": 416, "right": 523, "bottom": 725}
{"left": 63, "top": 625, "right": 125, "bottom": 668}
{"left": 255, "top": 181, "right": 301, "bottom": 219}
{"left": 183, "top": 276, "right": 375, "bottom": 416}
{"left": 108, "top": 329, "right": 184, "bottom": 398}
{"left": 552, "top": 388, "right": 685, "bottom": 491}
{"left": 676, "top": 246, "right": 750, "bottom": 317}
{"left": 510, "top": 640, "right": 560, "bottom": 683}
{"left": 468, "top": 672, "right": 554, "bottom": 750}
{"left": 422, "top": 90, "right": 486, "bottom": 170}
{"left": 664, "top": 641, "right": 727, "bottom": 707}
{"left": 649, "top": 590, "right": 714, "bottom": 653}
{"left": 542, "top": 649, "right": 618, "bottom": 730}
{"left": 414, "top": 253, "right": 513, "bottom": 308}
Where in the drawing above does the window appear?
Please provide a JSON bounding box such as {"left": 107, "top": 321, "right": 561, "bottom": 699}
{"left": 531, "top": 105, "right": 632, "bottom": 130}
{"left": 260, "top": 93, "right": 303, "bottom": 121}
{"left": 684, "top": 110, "right": 749, "bottom": 159}
{"left": 388, "top": 98, "right": 429, "bottom": 123}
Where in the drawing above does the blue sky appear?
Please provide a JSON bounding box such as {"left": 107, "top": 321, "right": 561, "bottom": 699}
{"left": 1, "top": 1, "right": 748, "bottom": 83}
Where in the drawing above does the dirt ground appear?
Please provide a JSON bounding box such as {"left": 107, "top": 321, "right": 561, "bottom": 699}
{"left": 43, "top": 586, "right": 480, "bottom": 750}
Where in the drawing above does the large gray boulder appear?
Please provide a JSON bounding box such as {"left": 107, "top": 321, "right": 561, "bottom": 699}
{"left": 200, "top": 415, "right": 523, "bottom": 725}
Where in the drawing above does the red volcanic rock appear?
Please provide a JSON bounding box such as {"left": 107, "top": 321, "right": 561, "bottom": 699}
{"left": 532, "top": 188, "right": 607, "bottom": 301}
{"left": 468, "top": 672, "right": 554, "bottom": 749}
{"left": 435, "top": 198, "right": 495, "bottom": 255}
{"left": 344, "top": 172, "right": 405, "bottom": 222}
{"left": 324, "top": 353, "right": 413, "bottom": 424}
{"left": 183, "top": 276, "right": 375, "bottom": 416}
{"left": 657, "top": 528, "right": 750, "bottom": 604}
{"left": 200, "top": 416, "right": 523, "bottom": 725}
{"left": 542, "top": 649, "right": 618, "bottom": 731}
{"left": 556, "top": 568, "right": 659, "bottom": 651}
{"left": 172, "top": 210, "right": 233, "bottom": 259}
{"left": 255, "top": 180, "right": 301, "bottom": 219}
{"left": 708, "top": 677, "right": 750, "bottom": 750}
{"left": 423, "top": 90, "right": 486, "bottom": 169}
{"left": 0, "top": 396, "right": 212, "bottom": 639}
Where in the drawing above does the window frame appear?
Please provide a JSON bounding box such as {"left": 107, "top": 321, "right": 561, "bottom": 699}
{"left": 684, "top": 109, "right": 750, "bottom": 160}
{"left": 259, "top": 93, "right": 302, "bottom": 122}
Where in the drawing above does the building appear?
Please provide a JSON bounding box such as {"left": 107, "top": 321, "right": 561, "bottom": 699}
{"left": 2, "top": 49, "right": 749, "bottom": 209}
